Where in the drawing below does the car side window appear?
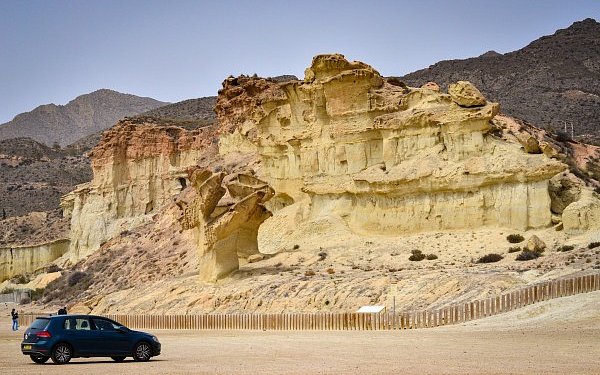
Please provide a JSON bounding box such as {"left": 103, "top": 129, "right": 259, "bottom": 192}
{"left": 92, "top": 318, "right": 119, "bottom": 331}
{"left": 64, "top": 318, "right": 92, "bottom": 331}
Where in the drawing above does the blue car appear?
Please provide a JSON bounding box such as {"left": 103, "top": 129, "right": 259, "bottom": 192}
{"left": 21, "top": 314, "right": 161, "bottom": 364}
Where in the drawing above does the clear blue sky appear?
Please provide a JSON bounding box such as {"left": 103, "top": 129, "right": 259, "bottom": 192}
{"left": 0, "top": 0, "right": 599, "bottom": 123}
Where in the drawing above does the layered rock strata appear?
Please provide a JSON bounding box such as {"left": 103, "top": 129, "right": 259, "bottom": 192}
{"left": 216, "top": 54, "right": 567, "bottom": 235}
{"left": 0, "top": 239, "right": 69, "bottom": 282}
{"left": 176, "top": 169, "right": 273, "bottom": 282}
{"left": 61, "top": 118, "right": 216, "bottom": 262}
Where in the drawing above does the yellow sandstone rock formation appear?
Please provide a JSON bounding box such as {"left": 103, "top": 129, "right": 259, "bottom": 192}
{"left": 216, "top": 54, "right": 567, "bottom": 237}
{"left": 61, "top": 118, "right": 215, "bottom": 262}
{"left": 0, "top": 239, "right": 69, "bottom": 282}
{"left": 176, "top": 169, "right": 273, "bottom": 282}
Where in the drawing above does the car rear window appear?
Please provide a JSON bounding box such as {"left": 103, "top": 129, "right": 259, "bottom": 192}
{"left": 30, "top": 318, "right": 50, "bottom": 330}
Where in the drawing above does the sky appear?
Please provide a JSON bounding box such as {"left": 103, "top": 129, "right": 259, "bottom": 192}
{"left": 0, "top": 0, "right": 599, "bottom": 123}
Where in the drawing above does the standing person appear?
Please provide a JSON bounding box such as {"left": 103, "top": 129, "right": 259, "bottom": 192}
{"left": 57, "top": 306, "right": 67, "bottom": 315}
{"left": 11, "top": 308, "right": 19, "bottom": 331}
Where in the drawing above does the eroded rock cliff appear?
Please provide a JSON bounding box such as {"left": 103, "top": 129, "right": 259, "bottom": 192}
{"left": 61, "top": 117, "right": 217, "bottom": 262}
{"left": 216, "top": 54, "right": 567, "bottom": 238}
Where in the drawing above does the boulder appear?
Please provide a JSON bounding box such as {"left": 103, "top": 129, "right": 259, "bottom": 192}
{"left": 539, "top": 141, "right": 559, "bottom": 158}
{"left": 548, "top": 172, "right": 583, "bottom": 214}
{"left": 516, "top": 134, "right": 542, "bottom": 154}
{"left": 448, "top": 81, "right": 487, "bottom": 107}
{"left": 562, "top": 191, "right": 600, "bottom": 234}
{"left": 525, "top": 235, "right": 546, "bottom": 252}
{"left": 421, "top": 81, "right": 440, "bottom": 92}
{"left": 247, "top": 254, "right": 265, "bottom": 263}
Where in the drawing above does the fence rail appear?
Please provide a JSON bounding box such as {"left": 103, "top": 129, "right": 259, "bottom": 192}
{"left": 19, "top": 273, "right": 600, "bottom": 330}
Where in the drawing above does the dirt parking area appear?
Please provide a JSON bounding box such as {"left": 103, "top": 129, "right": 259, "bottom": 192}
{"left": 1, "top": 293, "right": 599, "bottom": 374}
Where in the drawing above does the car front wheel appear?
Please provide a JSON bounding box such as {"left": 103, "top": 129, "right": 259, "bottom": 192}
{"left": 133, "top": 342, "right": 151, "bottom": 362}
{"left": 111, "top": 356, "right": 126, "bottom": 362}
{"left": 51, "top": 343, "right": 72, "bottom": 364}
{"left": 30, "top": 354, "right": 50, "bottom": 364}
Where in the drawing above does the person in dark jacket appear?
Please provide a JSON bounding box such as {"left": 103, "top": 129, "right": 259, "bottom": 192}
{"left": 11, "top": 308, "right": 18, "bottom": 331}
{"left": 57, "top": 306, "right": 67, "bottom": 315}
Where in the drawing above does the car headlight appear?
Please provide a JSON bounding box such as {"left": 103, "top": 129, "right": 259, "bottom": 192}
{"left": 151, "top": 335, "right": 160, "bottom": 343}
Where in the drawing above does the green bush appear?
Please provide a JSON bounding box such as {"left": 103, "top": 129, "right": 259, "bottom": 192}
{"left": 588, "top": 242, "right": 600, "bottom": 249}
{"left": 409, "top": 250, "right": 426, "bottom": 261}
{"left": 516, "top": 250, "right": 540, "bottom": 261}
{"left": 426, "top": 254, "right": 438, "bottom": 260}
{"left": 507, "top": 234, "right": 525, "bottom": 243}
{"left": 477, "top": 253, "right": 504, "bottom": 263}
{"left": 508, "top": 247, "right": 521, "bottom": 253}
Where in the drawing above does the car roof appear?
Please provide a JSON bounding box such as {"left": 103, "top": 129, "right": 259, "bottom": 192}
{"left": 43, "top": 314, "right": 112, "bottom": 319}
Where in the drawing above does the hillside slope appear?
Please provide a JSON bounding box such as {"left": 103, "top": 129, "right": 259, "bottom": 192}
{"left": 400, "top": 18, "right": 600, "bottom": 142}
{"left": 0, "top": 89, "right": 167, "bottom": 146}
{"left": 0, "top": 138, "right": 91, "bottom": 222}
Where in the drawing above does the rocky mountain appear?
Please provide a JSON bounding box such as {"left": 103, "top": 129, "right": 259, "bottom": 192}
{"left": 0, "top": 137, "right": 92, "bottom": 221}
{"left": 29, "top": 54, "right": 599, "bottom": 314}
{"left": 140, "top": 96, "right": 217, "bottom": 122}
{"left": 0, "top": 89, "right": 167, "bottom": 146}
{"left": 400, "top": 18, "right": 600, "bottom": 143}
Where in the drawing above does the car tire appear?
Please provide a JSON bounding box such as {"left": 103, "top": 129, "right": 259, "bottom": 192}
{"left": 51, "top": 343, "right": 72, "bottom": 364}
{"left": 30, "top": 354, "right": 50, "bottom": 364}
{"left": 132, "top": 342, "right": 152, "bottom": 362}
{"left": 111, "top": 356, "right": 126, "bottom": 362}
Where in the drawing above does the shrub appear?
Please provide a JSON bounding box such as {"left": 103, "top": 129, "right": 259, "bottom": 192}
{"left": 507, "top": 234, "right": 524, "bottom": 243}
{"left": 293, "top": 244, "right": 300, "bottom": 250}
{"left": 477, "top": 253, "right": 504, "bottom": 263}
{"left": 508, "top": 247, "right": 521, "bottom": 253}
{"left": 304, "top": 270, "right": 315, "bottom": 277}
{"left": 516, "top": 250, "right": 541, "bottom": 261}
{"left": 31, "top": 288, "right": 45, "bottom": 301}
{"left": 68, "top": 271, "right": 88, "bottom": 287}
{"left": 555, "top": 131, "right": 572, "bottom": 143}
{"left": 12, "top": 274, "right": 29, "bottom": 284}
{"left": 409, "top": 250, "right": 426, "bottom": 261}
{"left": 326, "top": 268, "right": 335, "bottom": 274}
{"left": 588, "top": 242, "right": 600, "bottom": 249}
{"left": 46, "top": 264, "right": 62, "bottom": 273}
{"left": 426, "top": 254, "right": 438, "bottom": 260}
{"left": 317, "top": 251, "right": 327, "bottom": 261}
{"left": 557, "top": 245, "right": 574, "bottom": 252}
{"left": 19, "top": 297, "right": 31, "bottom": 305}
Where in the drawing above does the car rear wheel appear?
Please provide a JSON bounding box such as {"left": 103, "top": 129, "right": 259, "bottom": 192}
{"left": 132, "top": 342, "right": 151, "bottom": 362}
{"left": 30, "top": 354, "right": 50, "bottom": 364}
{"left": 111, "top": 356, "right": 126, "bottom": 362}
{"left": 51, "top": 343, "right": 72, "bottom": 364}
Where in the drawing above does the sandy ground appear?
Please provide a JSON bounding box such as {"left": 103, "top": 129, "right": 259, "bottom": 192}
{"left": 1, "top": 291, "right": 599, "bottom": 375}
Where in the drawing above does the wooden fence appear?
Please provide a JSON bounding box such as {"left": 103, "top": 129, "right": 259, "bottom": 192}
{"left": 19, "top": 273, "right": 600, "bottom": 330}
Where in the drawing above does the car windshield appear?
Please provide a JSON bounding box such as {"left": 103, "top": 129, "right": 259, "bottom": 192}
{"left": 29, "top": 318, "right": 50, "bottom": 330}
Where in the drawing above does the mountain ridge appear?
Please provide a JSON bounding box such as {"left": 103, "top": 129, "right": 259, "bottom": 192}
{"left": 0, "top": 89, "right": 168, "bottom": 146}
{"left": 399, "top": 18, "right": 600, "bottom": 142}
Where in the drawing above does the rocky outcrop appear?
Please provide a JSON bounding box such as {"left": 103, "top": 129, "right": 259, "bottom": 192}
{"left": 216, "top": 54, "right": 566, "bottom": 236}
{"left": 448, "top": 81, "right": 487, "bottom": 107}
{"left": 562, "top": 190, "right": 600, "bottom": 234}
{"left": 0, "top": 239, "right": 69, "bottom": 282}
{"left": 176, "top": 169, "right": 273, "bottom": 282}
{"left": 61, "top": 117, "right": 216, "bottom": 262}
{"left": 549, "top": 172, "right": 583, "bottom": 214}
